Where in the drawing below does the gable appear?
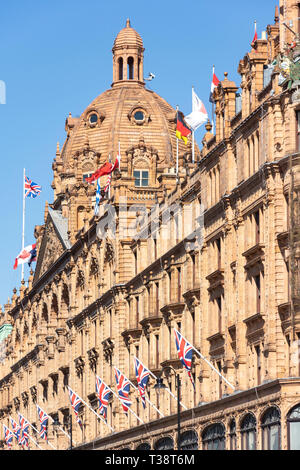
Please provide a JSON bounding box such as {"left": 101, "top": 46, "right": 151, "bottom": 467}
{"left": 33, "top": 209, "right": 71, "bottom": 284}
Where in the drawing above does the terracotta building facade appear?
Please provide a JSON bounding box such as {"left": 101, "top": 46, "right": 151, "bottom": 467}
{"left": 0, "top": 1, "right": 300, "bottom": 451}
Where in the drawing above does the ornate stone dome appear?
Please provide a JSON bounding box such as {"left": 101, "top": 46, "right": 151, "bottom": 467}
{"left": 52, "top": 20, "right": 197, "bottom": 210}
{"left": 58, "top": 20, "right": 192, "bottom": 183}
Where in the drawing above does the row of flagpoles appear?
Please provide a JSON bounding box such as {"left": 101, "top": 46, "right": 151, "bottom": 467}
{"left": 2, "top": 329, "right": 235, "bottom": 450}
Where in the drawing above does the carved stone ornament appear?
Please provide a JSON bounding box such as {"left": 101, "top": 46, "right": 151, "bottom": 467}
{"left": 39, "top": 221, "right": 64, "bottom": 278}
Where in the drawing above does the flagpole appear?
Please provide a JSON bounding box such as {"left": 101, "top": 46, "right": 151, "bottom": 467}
{"left": 21, "top": 168, "right": 26, "bottom": 281}
{"left": 212, "top": 66, "right": 215, "bottom": 135}
{"left": 134, "top": 357, "right": 188, "bottom": 411}
{"left": 118, "top": 141, "right": 121, "bottom": 174}
{"left": 10, "top": 415, "right": 43, "bottom": 450}
{"left": 174, "top": 330, "right": 235, "bottom": 391}
{"left": 68, "top": 386, "right": 115, "bottom": 433}
{"left": 116, "top": 366, "right": 164, "bottom": 418}
{"left": 36, "top": 404, "right": 76, "bottom": 445}
{"left": 25, "top": 431, "right": 44, "bottom": 450}
{"left": 19, "top": 412, "right": 56, "bottom": 450}
{"left": 108, "top": 373, "right": 144, "bottom": 425}
{"left": 176, "top": 105, "right": 179, "bottom": 182}
{"left": 192, "top": 87, "right": 195, "bottom": 164}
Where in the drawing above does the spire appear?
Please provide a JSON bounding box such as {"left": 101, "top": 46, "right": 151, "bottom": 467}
{"left": 126, "top": 18, "right": 131, "bottom": 28}
{"left": 275, "top": 5, "right": 279, "bottom": 24}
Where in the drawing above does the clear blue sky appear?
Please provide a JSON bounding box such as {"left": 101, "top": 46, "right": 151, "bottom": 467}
{"left": 0, "top": 0, "right": 277, "bottom": 307}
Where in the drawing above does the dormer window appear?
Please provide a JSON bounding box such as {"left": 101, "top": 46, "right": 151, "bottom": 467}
{"left": 134, "top": 169, "right": 149, "bottom": 187}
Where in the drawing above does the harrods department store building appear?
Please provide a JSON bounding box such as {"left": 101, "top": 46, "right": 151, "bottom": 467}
{"left": 1, "top": 2, "right": 300, "bottom": 451}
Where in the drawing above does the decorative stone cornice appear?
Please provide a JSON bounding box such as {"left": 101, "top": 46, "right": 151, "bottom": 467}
{"left": 74, "top": 356, "right": 85, "bottom": 376}
{"left": 160, "top": 303, "right": 185, "bottom": 327}
{"left": 102, "top": 338, "right": 115, "bottom": 361}
{"left": 121, "top": 328, "right": 143, "bottom": 347}
{"left": 87, "top": 347, "right": 99, "bottom": 369}
{"left": 139, "top": 316, "right": 163, "bottom": 337}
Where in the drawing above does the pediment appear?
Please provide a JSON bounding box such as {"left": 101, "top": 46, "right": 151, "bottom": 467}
{"left": 33, "top": 208, "right": 71, "bottom": 284}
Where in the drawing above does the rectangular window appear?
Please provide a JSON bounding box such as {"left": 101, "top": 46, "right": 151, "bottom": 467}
{"left": 133, "top": 249, "right": 137, "bottom": 276}
{"left": 216, "top": 238, "right": 221, "bottom": 270}
{"left": 254, "top": 274, "right": 261, "bottom": 313}
{"left": 136, "top": 296, "right": 139, "bottom": 328}
{"left": 191, "top": 254, "right": 196, "bottom": 285}
{"left": 217, "top": 361, "right": 222, "bottom": 398}
{"left": 155, "top": 334, "right": 160, "bottom": 368}
{"left": 177, "top": 267, "right": 181, "bottom": 301}
{"left": 134, "top": 169, "right": 149, "bottom": 187}
{"left": 254, "top": 210, "right": 260, "bottom": 244}
{"left": 255, "top": 345, "right": 261, "bottom": 385}
{"left": 155, "top": 282, "right": 159, "bottom": 315}
{"left": 216, "top": 296, "right": 222, "bottom": 331}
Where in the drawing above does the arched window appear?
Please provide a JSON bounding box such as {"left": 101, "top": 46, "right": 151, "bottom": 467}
{"left": 118, "top": 57, "right": 123, "bottom": 80}
{"left": 136, "top": 443, "right": 151, "bottom": 450}
{"left": 229, "top": 419, "right": 237, "bottom": 450}
{"left": 77, "top": 206, "right": 85, "bottom": 231}
{"left": 51, "top": 294, "right": 58, "bottom": 322}
{"left": 154, "top": 437, "right": 174, "bottom": 450}
{"left": 42, "top": 303, "right": 48, "bottom": 323}
{"left": 241, "top": 413, "right": 256, "bottom": 450}
{"left": 202, "top": 423, "right": 225, "bottom": 450}
{"left": 287, "top": 403, "right": 300, "bottom": 450}
{"left": 127, "top": 57, "right": 134, "bottom": 80}
{"left": 261, "top": 407, "right": 281, "bottom": 450}
{"left": 179, "top": 430, "right": 198, "bottom": 450}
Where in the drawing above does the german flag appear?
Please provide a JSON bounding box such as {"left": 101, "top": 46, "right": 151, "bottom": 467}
{"left": 176, "top": 110, "right": 191, "bottom": 145}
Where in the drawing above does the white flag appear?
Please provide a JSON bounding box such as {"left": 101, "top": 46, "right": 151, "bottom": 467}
{"left": 185, "top": 89, "right": 208, "bottom": 131}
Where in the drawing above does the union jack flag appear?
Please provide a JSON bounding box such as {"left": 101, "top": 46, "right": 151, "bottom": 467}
{"left": 68, "top": 387, "right": 83, "bottom": 428}
{"left": 96, "top": 376, "right": 112, "bottom": 420}
{"left": 24, "top": 175, "right": 42, "bottom": 198}
{"left": 3, "top": 424, "right": 13, "bottom": 449}
{"left": 114, "top": 367, "right": 132, "bottom": 415}
{"left": 18, "top": 413, "right": 30, "bottom": 448}
{"left": 174, "top": 329, "right": 195, "bottom": 388}
{"left": 134, "top": 357, "right": 150, "bottom": 409}
{"left": 10, "top": 417, "right": 22, "bottom": 446}
{"left": 37, "top": 405, "right": 49, "bottom": 440}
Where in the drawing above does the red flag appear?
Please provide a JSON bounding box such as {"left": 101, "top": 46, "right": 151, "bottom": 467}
{"left": 86, "top": 162, "right": 113, "bottom": 183}
{"left": 86, "top": 155, "right": 120, "bottom": 184}
{"left": 251, "top": 22, "right": 257, "bottom": 48}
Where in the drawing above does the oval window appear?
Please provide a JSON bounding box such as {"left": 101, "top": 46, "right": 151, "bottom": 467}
{"left": 89, "top": 113, "right": 98, "bottom": 125}
{"left": 134, "top": 111, "right": 144, "bottom": 122}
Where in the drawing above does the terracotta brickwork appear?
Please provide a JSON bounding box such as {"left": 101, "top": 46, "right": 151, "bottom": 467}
{"left": 0, "top": 3, "right": 300, "bottom": 450}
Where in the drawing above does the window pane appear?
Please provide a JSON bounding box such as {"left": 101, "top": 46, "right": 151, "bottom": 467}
{"left": 134, "top": 171, "right": 141, "bottom": 186}
{"left": 248, "top": 431, "right": 256, "bottom": 450}
{"left": 270, "top": 425, "right": 280, "bottom": 450}
{"left": 142, "top": 178, "right": 148, "bottom": 187}
{"left": 142, "top": 171, "right": 148, "bottom": 179}
{"left": 290, "top": 422, "right": 300, "bottom": 450}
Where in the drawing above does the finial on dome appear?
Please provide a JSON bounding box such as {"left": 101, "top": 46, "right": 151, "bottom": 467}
{"left": 126, "top": 18, "right": 131, "bottom": 28}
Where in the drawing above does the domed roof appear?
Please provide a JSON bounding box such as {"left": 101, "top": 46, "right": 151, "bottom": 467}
{"left": 113, "top": 19, "right": 143, "bottom": 50}
{"left": 58, "top": 21, "right": 197, "bottom": 190}
{"left": 61, "top": 83, "right": 189, "bottom": 172}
